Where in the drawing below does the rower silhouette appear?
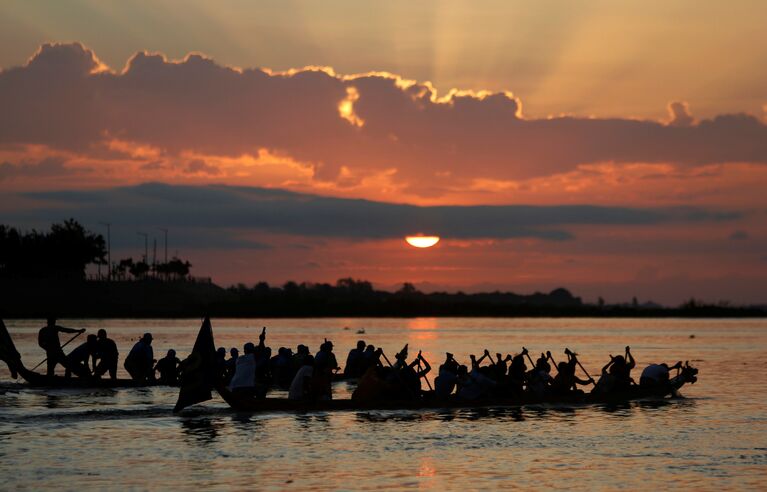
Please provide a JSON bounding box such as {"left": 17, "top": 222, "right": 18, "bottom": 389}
{"left": 38, "top": 317, "right": 84, "bottom": 376}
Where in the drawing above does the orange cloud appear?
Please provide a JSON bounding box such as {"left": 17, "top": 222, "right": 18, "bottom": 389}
{"left": 2, "top": 42, "right": 767, "bottom": 200}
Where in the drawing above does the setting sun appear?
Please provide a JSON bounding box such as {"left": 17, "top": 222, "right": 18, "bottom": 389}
{"left": 405, "top": 236, "right": 440, "bottom": 248}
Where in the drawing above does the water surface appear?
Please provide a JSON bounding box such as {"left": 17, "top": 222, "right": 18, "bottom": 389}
{"left": 1, "top": 318, "right": 765, "bottom": 489}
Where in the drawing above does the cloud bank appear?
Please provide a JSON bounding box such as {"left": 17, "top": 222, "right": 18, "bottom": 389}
{"left": 7, "top": 183, "right": 741, "bottom": 247}
{"left": 1, "top": 43, "right": 767, "bottom": 192}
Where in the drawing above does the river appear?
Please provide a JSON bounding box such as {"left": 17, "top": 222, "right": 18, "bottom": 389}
{"left": 1, "top": 318, "right": 765, "bottom": 490}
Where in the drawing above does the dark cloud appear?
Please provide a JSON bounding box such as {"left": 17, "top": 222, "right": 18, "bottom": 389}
{"left": 1, "top": 43, "right": 767, "bottom": 188}
{"left": 8, "top": 183, "right": 741, "bottom": 246}
{"left": 184, "top": 159, "right": 220, "bottom": 175}
{"left": 729, "top": 230, "right": 749, "bottom": 240}
{"left": 140, "top": 160, "right": 169, "bottom": 171}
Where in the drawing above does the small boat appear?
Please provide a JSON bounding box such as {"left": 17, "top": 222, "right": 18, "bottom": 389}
{"left": 0, "top": 319, "right": 174, "bottom": 389}
{"left": 11, "top": 364, "right": 172, "bottom": 389}
{"left": 0, "top": 319, "right": 355, "bottom": 390}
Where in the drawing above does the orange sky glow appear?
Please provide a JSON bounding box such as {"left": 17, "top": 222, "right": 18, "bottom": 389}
{"left": 0, "top": 1, "right": 766, "bottom": 305}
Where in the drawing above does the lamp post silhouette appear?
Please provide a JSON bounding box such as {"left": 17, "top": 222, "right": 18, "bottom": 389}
{"left": 159, "top": 228, "right": 168, "bottom": 264}
{"left": 137, "top": 232, "right": 148, "bottom": 264}
{"left": 99, "top": 222, "right": 111, "bottom": 281}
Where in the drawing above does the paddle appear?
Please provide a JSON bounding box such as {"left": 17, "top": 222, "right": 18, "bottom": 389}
{"left": 417, "top": 351, "right": 434, "bottom": 391}
{"left": 522, "top": 347, "right": 535, "bottom": 368}
{"left": 565, "top": 347, "right": 595, "bottom": 384}
{"left": 380, "top": 348, "right": 419, "bottom": 399}
{"left": 32, "top": 330, "right": 84, "bottom": 372}
{"left": 380, "top": 349, "right": 394, "bottom": 368}
{"left": 546, "top": 350, "right": 557, "bottom": 370}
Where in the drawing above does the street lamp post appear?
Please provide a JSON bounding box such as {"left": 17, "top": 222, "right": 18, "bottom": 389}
{"left": 159, "top": 228, "right": 168, "bottom": 264}
{"left": 137, "top": 232, "right": 148, "bottom": 264}
{"left": 99, "top": 222, "right": 111, "bottom": 281}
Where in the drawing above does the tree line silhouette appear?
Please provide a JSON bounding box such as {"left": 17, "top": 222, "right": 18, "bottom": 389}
{"left": 0, "top": 220, "right": 191, "bottom": 281}
{"left": 0, "top": 220, "right": 764, "bottom": 318}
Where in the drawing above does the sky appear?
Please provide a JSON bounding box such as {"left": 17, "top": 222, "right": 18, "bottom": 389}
{"left": 1, "top": 0, "right": 766, "bottom": 304}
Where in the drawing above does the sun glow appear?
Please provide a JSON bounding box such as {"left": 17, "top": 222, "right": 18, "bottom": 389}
{"left": 338, "top": 86, "right": 364, "bottom": 127}
{"left": 405, "top": 236, "right": 440, "bottom": 248}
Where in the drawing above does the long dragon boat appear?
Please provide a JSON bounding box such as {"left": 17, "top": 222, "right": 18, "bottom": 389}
{"left": 215, "top": 366, "right": 698, "bottom": 413}
{"left": 174, "top": 318, "right": 700, "bottom": 414}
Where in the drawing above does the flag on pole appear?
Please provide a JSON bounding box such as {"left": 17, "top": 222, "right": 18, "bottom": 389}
{"left": 173, "top": 317, "right": 217, "bottom": 413}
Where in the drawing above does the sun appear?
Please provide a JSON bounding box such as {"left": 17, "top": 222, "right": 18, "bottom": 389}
{"left": 405, "top": 236, "right": 440, "bottom": 248}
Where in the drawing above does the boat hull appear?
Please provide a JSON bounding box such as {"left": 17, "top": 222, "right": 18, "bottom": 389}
{"left": 215, "top": 384, "right": 685, "bottom": 413}
{"left": 15, "top": 367, "right": 176, "bottom": 389}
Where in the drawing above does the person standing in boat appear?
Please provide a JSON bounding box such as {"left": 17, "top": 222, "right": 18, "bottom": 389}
{"left": 38, "top": 317, "right": 85, "bottom": 376}
{"left": 124, "top": 333, "right": 154, "bottom": 382}
{"left": 93, "top": 329, "right": 119, "bottom": 380}
{"left": 230, "top": 342, "right": 258, "bottom": 397}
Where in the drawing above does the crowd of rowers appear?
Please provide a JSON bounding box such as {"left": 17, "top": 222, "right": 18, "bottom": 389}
{"left": 223, "top": 329, "right": 685, "bottom": 403}
{"left": 35, "top": 319, "right": 685, "bottom": 401}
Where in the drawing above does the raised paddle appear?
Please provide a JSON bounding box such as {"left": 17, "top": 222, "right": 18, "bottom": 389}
{"left": 565, "top": 347, "right": 595, "bottom": 384}
{"left": 522, "top": 347, "right": 535, "bottom": 368}
{"left": 546, "top": 350, "right": 558, "bottom": 369}
{"left": 380, "top": 349, "right": 394, "bottom": 368}
{"left": 380, "top": 348, "right": 419, "bottom": 399}
{"left": 32, "top": 330, "right": 84, "bottom": 372}
{"left": 417, "top": 351, "right": 434, "bottom": 391}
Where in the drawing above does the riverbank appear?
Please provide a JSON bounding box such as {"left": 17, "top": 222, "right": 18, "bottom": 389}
{"left": 1, "top": 279, "right": 764, "bottom": 318}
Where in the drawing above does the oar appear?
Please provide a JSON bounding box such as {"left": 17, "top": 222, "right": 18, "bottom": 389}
{"left": 381, "top": 349, "right": 394, "bottom": 368}
{"left": 522, "top": 347, "right": 535, "bottom": 368}
{"left": 417, "top": 351, "right": 434, "bottom": 391}
{"left": 380, "top": 349, "right": 419, "bottom": 399}
{"left": 565, "top": 347, "right": 595, "bottom": 384}
{"left": 32, "top": 330, "right": 83, "bottom": 372}
{"left": 546, "top": 351, "right": 558, "bottom": 369}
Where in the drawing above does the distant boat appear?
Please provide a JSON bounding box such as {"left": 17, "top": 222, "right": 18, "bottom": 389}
{"left": 0, "top": 319, "right": 174, "bottom": 389}
{"left": 356, "top": 328, "right": 366, "bottom": 334}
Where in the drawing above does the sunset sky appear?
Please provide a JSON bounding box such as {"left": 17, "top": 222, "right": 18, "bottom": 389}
{"left": 1, "top": 0, "right": 766, "bottom": 304}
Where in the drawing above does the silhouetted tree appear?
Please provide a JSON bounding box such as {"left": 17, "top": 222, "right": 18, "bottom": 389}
{"left": 397, "top": 282, "right": 419, "bottom": 296}
{"left": 0, "top": 219, "right": 105, "bottom": 279}
{"left": 129, "top": 261, "right": 150, "bottom": 279}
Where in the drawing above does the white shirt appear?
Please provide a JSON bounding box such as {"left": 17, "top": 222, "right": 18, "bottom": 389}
{"left": 229, "top": 353, "right": 256, "bottom": 390}
{"left": 641, "top": 364, "right": 669, "bottom": 382}
{"left": 288, "top": 365, "right": 314, "bottom": 400}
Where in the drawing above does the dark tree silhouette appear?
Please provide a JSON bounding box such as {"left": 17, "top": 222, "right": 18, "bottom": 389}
{"left": 0, "top": 219, "right": 105, "bottom": 279}
{"left": 129, "top": 261, "right": 150, "bottom": 279}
